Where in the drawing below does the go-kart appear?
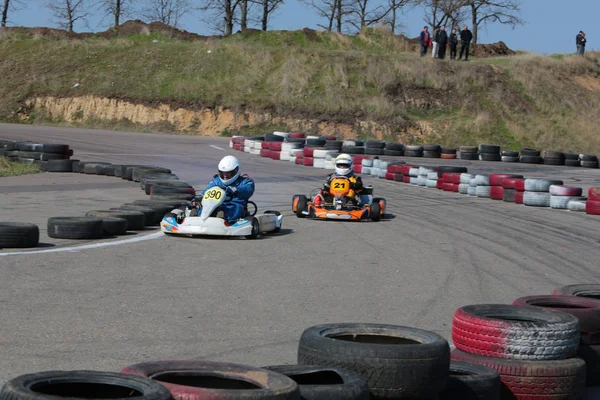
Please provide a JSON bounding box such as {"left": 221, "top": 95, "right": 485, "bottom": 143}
{"left": 292, "top": 177, "right": 386, "bottom": 221}
{"left": 161, "top": 186, "right": 283, "bottom": 239}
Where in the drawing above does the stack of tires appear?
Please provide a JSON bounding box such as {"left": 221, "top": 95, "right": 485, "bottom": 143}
{"left": 408, "top": 166, "right": 420, "bottom": 185}
{"left": 473, "top": 174, "right": 491, "bottom": 198}
{"left": 365, "top": 140, "right": 386, "bottom": 156}
{"left": 580, "top": 154, "right": 599, "bottom": 168}
{"left": 512, "top": 178, "right": 526, "bottom": 204}
{"left": 405, "top": 145, "right": 424, "bottom": 157}
{"left": 312, "top": 148, "right": 336, "bottom": 169}
{"left": 385, "top": 163, "right": 404, "bottom": 181}
{"left": 422, "top": 144, "right": 442, "bottom": 158}
{"left": 501, "top": 150, "right": 519, "bottom": 163}
{"left": 549, "top": 185, "right": 586, "bottom": 210}
{"left": 360, "top": 158, "right": 374, "bottom": 175}
{"left": 489, "top": 174, "right": 523, "bottom": 200}
{"left": 440, "top": 147, "right": 457, "bottom": 159}
{"left": 458, "top": 173, "right": 473, "bottom": 194}
{"left": 441, "top": 173, "right": 460, "bottom": 192}
{"left": 543, "top": 150, "right": 565, "bottom": 166}
{"left": 586, "top": 188, "right": 600, "bottom": 215}
{"left": 342, "top": 140, "right": 366, "bottom": 154}
{"left": 451, "top": 304, "right": 586, "bottom": 399}
{"left": 522, "top": 178, "right": 564, "bottom": 208}
{"left": 519, "top": 148, "right": 543, "bottom": 164}
{"left": 459, "top": 146, "right": 478, "bottom": 160}
{"left": 478, "top": 144, "right": 501, "bottom": 162}
{"left": 230, "top": 136, "right": 245, "bottom": 151}
{"left": 385, "top": 143, "right": 404, "bottom": 156}
{"left": 302, "top": 138, "right": 327, "bottom": 167}
{"left": 281, "top": 138, "right": 304, "bottom": 161}
{"left": 261, "top": 134, "right": 284, "bottom": 159}
{"left": 564, "top": 152, "right": 581, "bottom": 167}
{"left": 370, "top": 159, "right": 389, "bottom": 178}
{"left": 501, "top": 178, "right": 519, "bottom": 202}
{"left": 426, "top": 171, "right": 439, "bottom": 188}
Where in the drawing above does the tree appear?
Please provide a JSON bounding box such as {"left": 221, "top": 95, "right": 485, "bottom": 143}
{"left": 199, "top": 0, "right": 241, "bottom": 35}
{"left": 257, "top": 0, "right": 284, "bottom": 31}
{"left": 422, "top": 0, "right": 465, "bottom": 29}
{"left": 46, "top": 0, "right": 89, "bottom": 32}
{"left": 2, "top": 0, "right": 26, "bottom": 27}
{"left": 303, "top": 0, "right": 345, "bottom": 32}
{"left": 464, "top": 0, "right": 523, "bottom": 44}
{"left": 239, "top": 0, "right": 249, "bottom": 30}
{"left": 97, "top": 0, "right": 136, "bottom": 28}
{"left": 347, "top": 0, "right": 389, "bottom": 31}
{"left": 384, "top": 0, "right": 415, "bottom": 34}
{"left": 141, "top": 0, "right": 192, "bottom": 27}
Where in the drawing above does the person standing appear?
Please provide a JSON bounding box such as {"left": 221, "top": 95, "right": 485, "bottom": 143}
{"left": 432, "top": 27, "right": 440, "bottom": 59}
{"left": 459, "top": 25, "right": 473, "bottom": 61}
{"left": 420, "top": 26, "right": 431, "bottom": 57}
{"left": 579, "top": 32, "right": 587, "bottom": 56}
{"left": 437, "top": 25, "right": 448, "bottom": 59}
{"left": 576, "top": 31, "right": 583, "bottom": 55}
{"left": 450, "top": 28, "right": 458, "bottom": 60}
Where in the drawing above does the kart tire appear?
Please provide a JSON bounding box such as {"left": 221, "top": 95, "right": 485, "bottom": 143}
{"left": 577, "top": 344, "right": 600, "bottom": 386}
{"left": 95, "top": 216, "right": 128, "bottom": 236}
{"left": 370, "top": 202, "right": 381, "bottom": 221}
{"left": 460, "top": 146, "right": 478, "bottom": 153}
{"left": 439, "top": 360, "right": 501, "bottom": 400}
{"left": 544, "top": 157, "right": 565, "bottom": 166}
{"left": 478, "top": 144, "right": 500, "bottom": 154}
{"left": 366, "top": 140, "right": 385, "bottom": 149}
{"left": 86, "top": 210, "right": 145, "bottom": 230}
{"left": 519, "top": 155, "right": 543, "bottom": 164}
{"left": 386, "top": 143, "right": 405, "bottom": 151}
{"left": 423, "top": 150, "right": 441, "bottom": 158}
{"left": 246, "top": 217, "right": 260, "bottom": 239}
{"left": 502, "top": 150, "right": 519, "bottom": 157}
{"left": 295, "top": 195, "right": 308, "bottom": 218}
{"left": 342, "top": 146, "right": 365, "bottom": 154}
{"left": 553, "top": 284, "right": 600, "bottom": 300}
{"left": 365, "top": 148, "right": 384, "bottom": 155}
{"left": 0, "top": 370, "right": 171, "bottom": 400}
{"left": 565, "top": 159, "right": 581, "bottom": 167}
{"left": 520, "top": 147, "right": 541, "bottom": 156}
{"left": 116, "top": 205, "right": 160, "bottom": 225}
{"left": 502, "top": 189, "right": 516, "bottom": 202}
{"left": 479, "top": 153, "right": 502, "bottom": 162}
{"left": 384, "top": 149, "right": 404, "bottom": 156}
{"left": 475, "top": 186, "right": 491, "bottom": 198}
{"left": 47, "top": 217, "right": 104, "bottom": 239}
{"left": 0, "top": 222, "right": 39, "bottom": 248}
{"left": 150, "top": 194, "right": 195, "bottom": 201}
{"left": 581, "top": 160, "right": 599, "bottom": 168}
{"left": 501, "top": 156, "right": 519, "bottom": 163}
{"left": 460, "top": 152, "right": 479, "bottom": 160}
{"left": 580, "top": 154, "right": 598, "bottom": 162}
{"left": 452, "top": 304, "right": 580, "bottom": 360}
{"left": 297, "top": 323, "right": 450, "bottom": 400}
{"left": 404, "top": 150, "right": 423, "bottom": 157}
{"left": 45, "top": 159, "right": 78, "bottom": 172}
{"left": 262, "top": 364, "right": 369, "bottom": 400}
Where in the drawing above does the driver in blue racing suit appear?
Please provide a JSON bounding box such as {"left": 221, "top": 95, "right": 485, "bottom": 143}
{"left": 197, "top": 155, "right": 255, "bottom": 221}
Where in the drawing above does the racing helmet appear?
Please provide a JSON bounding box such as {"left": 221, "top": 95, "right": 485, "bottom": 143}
{"left": 335, "top": 153, "right": 353, "bottom": 176}
{"left": 218, "top": 155, "right": 241, "bottom": 185}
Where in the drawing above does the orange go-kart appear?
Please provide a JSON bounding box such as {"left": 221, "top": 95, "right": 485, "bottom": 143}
{"left": 292, "top": 177, "right": 386, "bottom": 221}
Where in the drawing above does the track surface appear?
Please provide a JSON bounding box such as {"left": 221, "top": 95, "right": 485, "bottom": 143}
{"left": 1, "top": 123, "right": 600, "bottom": 388}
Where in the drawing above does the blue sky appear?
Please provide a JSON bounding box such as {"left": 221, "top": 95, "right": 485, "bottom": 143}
{"left": 8, "top": 0, "right": 596, "bottom": 54}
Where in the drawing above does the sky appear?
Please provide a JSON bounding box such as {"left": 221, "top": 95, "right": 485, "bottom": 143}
{"left": 7, "top": 0, "right": 597, "bottom": 55}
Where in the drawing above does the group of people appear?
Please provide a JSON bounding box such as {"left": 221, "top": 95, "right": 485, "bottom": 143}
{"left": 576, "top": 31, "right": 587, "bottom": 56}
{"left": 420, "top": 25, "right": 473, "bottom": 61}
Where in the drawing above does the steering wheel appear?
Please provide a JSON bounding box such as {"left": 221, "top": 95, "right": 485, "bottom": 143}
{"left": 246, "top": 201, "right": 258, "bottom": 216}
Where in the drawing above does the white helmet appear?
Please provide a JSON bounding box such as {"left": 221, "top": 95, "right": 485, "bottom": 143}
{"left": 218, "top": 155, "right": 241, "bottom": 185}
{"left": 335, "top": 153, "right": 353, "bottom": 176}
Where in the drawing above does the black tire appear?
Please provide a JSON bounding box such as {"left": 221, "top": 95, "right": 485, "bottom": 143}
{"left": 0, "top": 370, "right": 171, "bottom": 400}
{"left": 342, "top": 146, "right": 365, "bottom": 154}
{"left": 41, "top": 144, "right": 70, "bottom": 154}
{"left": 123, "top": 165, "right": 156, "bottom": 180}
{"left": 405, "top": 145, "right": 423, "bottom": 152}
{"left": 144, "top": 180, "right": 186, "bottom": 195}
{"left": 543, "top": 150, "right": 564, "bottom": 159}
{"left": 519, "top": 155, "right": 543, "bottom": 164}
{"left": 123, "top": 203, "right": 172, "bottom": 222}
{"left": 385, "top": 143, "right": 405, "bottom": 151}
{"left": 370, "top": 202, "right": 381, "bottom": 221}
{"left": 17, "top": 158, "right": 36, "bottom": 164}
{"left": 439, "top": 361, "right": 501, "bottom": 400}
{"left": 40, "top": 153, "right": 68, "bottom": 161}
{"left": 246, "top": 217, "right": 260, "bottom": 239}
{"left": 263, "top": 365, "right": 369, "bottom": 400}
{"left": 423, "top": 144, "right": 441, "bottom": 152}
{"left": 150, "top": 194, "right": 195, "bottom": 201}
{"left": 423, "top": 150, "right": 441, "bottom": 158}
{"left": 384, "top": 149, "right": 404, "bottom": 156}
{"left": 581, "top": 160, "right": 599, "bottom": 168}
{"left": 441, "top": 147, "right": 457, "bottom": 154}
{"left": 115, "top": 205, "right": 159, "bottom": 226}
{"left": 479, "top": 153, "right": 502, "bottom": 162}
{"left": 297, "top": 323, "right": 450, "bottom": 399}
{"left": 83, "top": 163, "right": 110, "bottom": 174}
{"left": 16, "top": 142, "right": 36, "bottom": 151}
{"left": 503, "top": 189, "right": 515, "bottom": 202}
{"left": 543, "top": 157, "right": 565, "bottom": 165}
{"left": 478, "top": 144, "right": 500, "bottom": 154}
{"left": 563, "top": 152, "right": 579, "bottom": 160}
{"left": 96, "top": 164, "right": 117, "bottom": 175}
{"left": 437, "top": 166, "right": 468, "bottom": 177}
{"left": 296, "top": 195, "right": 308, "bottom": 218}
{"left": 520, "top": 147, "right": 540, "bottom": 156}
{"left": 86, "top": 210, "right": 146, "bottom": 230}
{"left": 47, "top": 217, "right": 104, "bottom": 239}
{"left": 305, "top": 139, "right": 326, "bottom": 147}
{"left": 553, "top": 284, "right": 600, "bottom": 300}
{"left": 501, "top": 150, "right": 519, "bottom": 157}
{"left": 577, "top": 344, "right": 600, "bottom": 386}
{"left": 460, "top": 146, "right": 478, "bottom": 153}
{"left": 151, "top": 185, "right": 195, "bottom": 196}
{"left": 264, "top": 133, "right": 285, "bottom": 142}
{"left": 45, "top": 159, "right": 77, "bottom": 172}
{"left": 39, "top": 161, "right": 48, "bottom": 171}
{"left": 404, "top": 150, "right": 423, "bottom": 157}
{"left": 132, "top": 167, "right": 171, "bottom": 182}
{"left": 18, "top": 151, "right": 42, "bottom": 160}
{"left": 366, "top": 140, "right": 385, "bottom": 149}
{"left": 460, "top": 152, "right": 479, "bottom": 160}
{"left": 96, "top": 216, "right": 128, "bottom": 236}
{"left": 580, "top": 154, "right": 598, "bottom": 162}
{"left": 565, "top": 159, "right": 581, "bottom": 167}
{"left": 0, "top": 222, "right": 39, "bottom": 248}
{"left": 132, "top": 199, "right": 191, "bottom": 209}
{"left": 365, "top": 148, "right": 384, "bottom": 155}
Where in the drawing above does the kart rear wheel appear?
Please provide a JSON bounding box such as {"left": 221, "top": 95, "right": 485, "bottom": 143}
{"left": 264, "top": 210, "right": 282, "bottom": 233}
{"left": 295, "top": 195, "right": 308, "bottom": 218}
{"left": 370, "top": 202, "right": 381, "bottom": 221}
{"left": 246, "top": 217, "right": 260, "bottom": 239}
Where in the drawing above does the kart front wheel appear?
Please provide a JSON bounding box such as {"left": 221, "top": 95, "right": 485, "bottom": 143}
{"left": 246, "top": 217, "right": 260, "bottom": 239}
{"left": 295, "top": 195, "right": 308, "bottom": 218}
{"left": 370, "top": 202, "right": 381, "bottom": 221}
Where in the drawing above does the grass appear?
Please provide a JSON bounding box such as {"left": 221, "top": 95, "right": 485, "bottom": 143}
{"left": 0, "top": 157, "right": 40, "bottom": 177}
{"left": 1, "top": 28, "right": 600, "bottom": 153}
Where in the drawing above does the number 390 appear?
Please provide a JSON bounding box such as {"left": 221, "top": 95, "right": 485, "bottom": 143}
{"left": 204, "top": 189, "right": 222, "bottom": 200}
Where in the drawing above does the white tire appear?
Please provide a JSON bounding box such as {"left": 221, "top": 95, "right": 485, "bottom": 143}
{"left": 313, "top": 158, "right": 326, "bottom": 168}
{"left": 467, "top": 186, "right": 477, "bottom": 196}
{"left": 273, "top": 131, "right": 290, "bottom": 138}
{"left": 362, "top": 166, "right": 372, "bottom": 174}
{"left": 419, "top": 166, "right": 435, "bottom": 176}
{"left": 417, "top": 176, "right": 428, "bottom": 186}
{"left": 409, "top": 176, "right": 419, "bottom": 185}
{"left": 282, "top": 143, "right": 301, "bottom": 152}
{"left": 313, "top": 149, "right": 334, "bottom": 159}
{"left": 250, "top": 148, "right": 261, "bottom": 155}
{"left": 280, "top": 152, "right": 291, "bottom": 161}
{"left": 379, "top": 161, "right": 389, "bottom": 170}
{"left": 343, "top": 140, "right": 356, "bottom": 147}
{"left": 370, "top": 167, "right": 379, "bottom": 176}
{"left": 458, "top": 183, "right": 469, "bottom": 194}
{"left": 524, "top": 179, "right": 564, "bottom": 192}
{"left": 289, "top": 149, "right": 303, "bottom": 156}
{"left": 254, "top": 142, "right": 263, "bottom": 150}
{"left": 289, "top": 156, "right": 296, "bottom": 163}
{"left": 426, "top": 179, "right": 438, "bottom": 188}
{"left": 307, "top": 135, "right": 320, "bottom": 140}
{"left": 427, "top": 172, "right": 439, "bottom": 180}
{"left": 469, "top": 178, "right": 477, "bottom": 187}
{"left": 244, "top": 146, "right": 251, "bottom": 153}
{"left": 567, "top": 200, "right": 587, "bottom": 212}
{"left": 523, "top": 191, "right": 551, "bottom": 207}
{"left": 550, "top": 195, "right": 587, "bottom": 209}
{"left": 460, "top": 173, "right": 474, "bottom": 184}
{"left": 474, "top": 174, "right": 490, "bottom": 186}
{"left": 408, "top": 167, "right": 419, "bottom": 177}
{"left": 373, "top": 159, "right": 381, "bottom": 169}
{"left": 362, "top": 159, "right": 374, "bottom": 167}
{"left": 476, "top": 186, "right": 491, "bottom": 198}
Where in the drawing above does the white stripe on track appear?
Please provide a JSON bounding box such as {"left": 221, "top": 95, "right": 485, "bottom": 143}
{"left": 0, "top": 231, "right": 164, "bottom": 257}
{"left": 210, "top": 145, "right": 226, "bottom": 151}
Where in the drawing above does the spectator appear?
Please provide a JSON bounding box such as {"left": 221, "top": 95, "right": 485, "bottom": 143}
{"left": 432, "top": 27, "right": 440, "bottom": 59}
{"left": 450, "top": 28, "right": 458, "bottom": 60}
{"left": 459, "top": 25, "right": 473, "bottom": 61}
{"left": 438, "top": 25, "right": 448, "bottom": 59}
{"left": 576, "top": 31, "right": 587, "bottom": 56}
{"left": 420, "top": 26, "right": 431, "bottom": 57}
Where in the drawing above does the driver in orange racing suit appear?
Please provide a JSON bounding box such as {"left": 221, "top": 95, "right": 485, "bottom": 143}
{"left": 314, "top": 153, "right": 364, "bottom": 206}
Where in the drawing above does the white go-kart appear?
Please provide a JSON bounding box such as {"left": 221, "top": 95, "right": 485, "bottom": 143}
{"left": 161, "top": 186, "right": 283, "bottom": 239}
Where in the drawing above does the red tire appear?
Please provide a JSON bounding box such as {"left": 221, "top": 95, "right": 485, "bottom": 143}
{"left": 121, "top": 360, "right": 300, "bottom": 400}
{"left": 261, "top": 141, "right": 271, "bottom": 150}
{"left": 353, "top": 164, "right": 363, "bottom": 174}
{"left": 549, "top": 185, "right": 582, "bottom": 196}
{"left": 233, "top": 144, "right": 242, "bottom": 151}
{"left": 452, "top": 304, "right": 580, "bottom": 360}
{"left": 502, "top": 179, "right": 517, "bottom": 189}
{"left": 514, "top": 191, "right": 524, "bottom": 204}
{"left": 442, "top": 173, "right": 460, "bottom": 184}
{"left": 401, "top": 165, "right": 415, "bottom": 175}
{"left": 513, "top": 295, "right": 600, "bottom": 344}
{"left": 323, "top": 135, "right": 336, "bottom": 140}
{"left": 589, "top": 187, "right": 600, "bottom": 201}
{"left": 303, "top": 147, "right": 315, "bottom": 157}
{"left": 403, "top": 176, "right": 411, "bottom": 183}
{"left": 387, "top": 164, "right": 403, "bottom": 174}
{"left": 586, "top": 199, "right": 600, "bottom": 215}
{"left": 490, "top": 186, "right": 504, "bottom": 200}
{"left": 440, "top": 153, "right": 457, "bottom": 159}
{"left": 295, "top": 158, "right": 303, "bottom": 165}
{"left": 393, "top": 173, "right": 404, "bottom": 182}
{"left": 260, "top": 149, "right": 270, "bottom": 157}
{"left": 451, "top": 349, "right": 586, "bottom": 400}
{"left": 385, "top": 172, "right": 395, "bottom": 180}
{"left": 442, "top": 182, "right": 454, "bottom": 191}
{"left": 270, "top": 142, "right": 283, "bottom": 151}
{"left": 437, "top": 179, "right": 443, "bottom": 189}
{"left": 291, "top": 132, "right": 306, "bottom": 138}
{"left": 514, "top": 179, "right": 526, "bottom": 192}
{"left": 303, "top": 157, "right": 314, "bottom": 166}
{"left": 489, "top": 174, "right": 523, "bottom": 186}
{"left": 269, "top": 150, "right": 281, "bottom": 160}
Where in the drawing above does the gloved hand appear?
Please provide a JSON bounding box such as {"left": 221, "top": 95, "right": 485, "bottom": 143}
{"left": 349, "top": 181, "right": 356, "bottom": 190}
{"left": 225, "top": 186, "right": 238, "bottom": 197}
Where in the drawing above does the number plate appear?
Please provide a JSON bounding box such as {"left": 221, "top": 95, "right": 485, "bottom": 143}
{"left": 203, "top": 188, "right": 224, "bottom": 201}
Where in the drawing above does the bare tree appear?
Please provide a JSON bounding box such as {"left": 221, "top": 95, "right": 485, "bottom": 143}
{"left": 303, "top": 0, "right": 342, "bottom": 32}
{"left": 256, "top": 0, "right": 284, "bottom": 31}
{"left": 464, "top": 0, "right": 523, "bottom": 43}
{"left": 383, "top": 0, "right": 415, "bottom": 34}
{"left": 2, "top": 0, "right": 26, "bottom": 27}
{"left": 141, "top": 0, "right": 192, "bottom": 27}
{"left": 46, "top": 0, "right": 89, "bottom": 32}
{"left": 347, "top": 0, "right": 390, "bottom": 31}
{"left": 422, "top": 0, "right": 465, "bottom": 29}
{"left": 97, "top": 0, "right": 135, "bottom": 28}
{"left": 200, "top": 0, "right": 241, "bottom": 35}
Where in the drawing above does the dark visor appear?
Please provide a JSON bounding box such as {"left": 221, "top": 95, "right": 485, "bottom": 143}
{"left": 219, "top": 166, "right": 239, "bottom": 180}
{"left": 336, "top": 163, "right": 351, "bottom": 168}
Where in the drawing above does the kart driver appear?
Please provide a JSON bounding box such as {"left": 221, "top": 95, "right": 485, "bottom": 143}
{"left": 196, "top": 155, "right": 255, "bottom": 221}
{"left": 315, "top": 153, "right": 364, "bottom": 205}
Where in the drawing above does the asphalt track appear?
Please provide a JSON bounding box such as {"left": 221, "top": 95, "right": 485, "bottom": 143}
{"left": 1, "top": 123, "right": 600, "bottom": 392}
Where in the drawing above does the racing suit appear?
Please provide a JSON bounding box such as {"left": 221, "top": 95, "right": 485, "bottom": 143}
{"left": 321, "top": 172, "right": 364, "bottom": 204}
{"left": 200, "top": 174, "right": 255, "bottom": 221}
